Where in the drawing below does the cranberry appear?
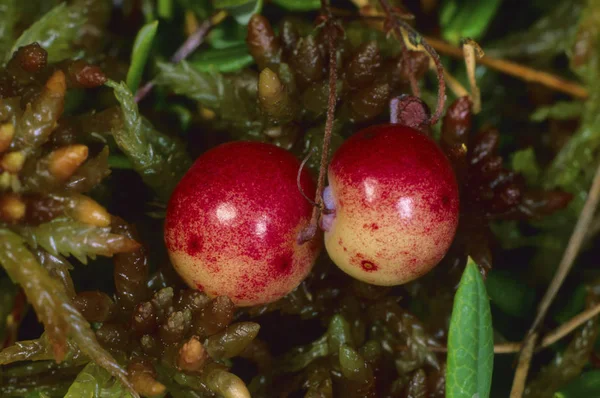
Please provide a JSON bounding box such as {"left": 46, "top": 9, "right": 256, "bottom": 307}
{"left": 322, "top": 124, "right": 459, "bottom": 285}
{"left": 165, "top": 142, "right": 321, "bottom": 306}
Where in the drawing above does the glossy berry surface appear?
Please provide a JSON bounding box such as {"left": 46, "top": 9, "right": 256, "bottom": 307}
{"left": 323, "top": 124, "right": 459, "bottom": 286}
{"left": 165, "top": 142, "right": 320, "bottom": 306}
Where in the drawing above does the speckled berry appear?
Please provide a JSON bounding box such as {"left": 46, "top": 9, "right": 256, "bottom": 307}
{"left": 165, "top": 142, "right": 321, "bottom": 306}
{"left": 322, "top": 124, "right": 459, "bottom": 285}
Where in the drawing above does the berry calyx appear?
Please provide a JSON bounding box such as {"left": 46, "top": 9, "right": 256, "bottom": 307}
{"left": 165, "top": 142, "right": 321, "bottom": 306}
{"left": 323, "top": 124, "right": 459, "bottom": 285}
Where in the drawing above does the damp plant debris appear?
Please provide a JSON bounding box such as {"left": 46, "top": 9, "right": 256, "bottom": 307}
{"left": 0, "top": 1, "right": 599, "bottom": 397}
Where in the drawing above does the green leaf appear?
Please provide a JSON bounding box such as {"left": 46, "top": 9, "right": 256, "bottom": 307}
{"left": 126, "top": 20, "right": 159, "bottom": 92}
{"left": 0, "top": 230, "right": 136, "bottom": 397}
{"left": 204, "top": 322, "right": 260, "bottom": 360}
{"left": 278, "top": 334, "right": 329, "bottom": 373}
{"left": 189, "top": 43, "right": 253, "bottom": 73}
{"left": 207, "top": 18, "right": 247, "bottom": 49}
{"left": 530, "top": 101, "right": 584, "bottom": 122}
{"left": 108, "top": 154, "right": 135, "bottom": 169}
{"left": 272, "top": 0, "right": 321, "bottom": 11}
{"left": 0, "top": 0, "right": 18, "bottom": 58}
{"left": 6, "top": 2, "right": 87, "bottom": 64}
{"left": 213, "top": 0, "right": 263, "bottom": 25}
{"left": 65, "top": 362, "right": 135, "bottom": 398}
{"left": 446, "top": 258, "right": 494, "bottom": 398}
{"left": 154, "top": 61, "right": 261, "bottom": 132}
{"left": 553, "top": 284, "right": 586, "bottom": 324}
{"left": 555, "top": 371, "right": 600, "bottom": 398}
{"left": 178, "top": 0, "right": 213, "bottom": 20}
{"left": 327, "top": 314, "right": 354, "bottom": 356}
{"left": 158, "top": 0, "right": 173, "bottom": 19}
{"left": 511, "top": 147, "right": 541, "bottom": 185}
{"left": 486, "top": 269, "right": 535, "bottom": 318}
{"left": 339, "top": 344, "right": 370, "bottom": 382}
{"left": 18, "top": 218, "right": 140, "bottom": 264}
{"left": 487, "top": 0, "right": 582, "bottom": 60}
{"left": 440, "top": 0, "right": 502, "bottom": 45}
{"left": 106, "top": 80, "right": 192, "bottom": 201}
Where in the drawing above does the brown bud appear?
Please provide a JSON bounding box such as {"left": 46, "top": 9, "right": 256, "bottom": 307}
{"left": 0, "top": 193, "right": 26, "bottom": 223}
{"left": 47, "top": 144, "right": 89, "bottom": 181}
{"left": 247, "top": 15, "right": 280, "bottom": 70}
{"left": 346, "top": 41, "right": 381, "bottom": 88}
{"left": 69, "top": 194, "right": 110, "bottom": 227}
{"left": 442, "top": 96, "right": 472, "bottom": 147}
{"left": 280, "top": 19, "right": 300, "bottom": 55}
{"left": 128, "top": 360, "right": 166, "bottom": 397}
{"left": 291, "top": 36, "right": 325, "bottom": 86}
{"left": 66, "top": 61, "right": 107, "bottom": 88}
{"left": 349, "top": 81, "right": 390, "bottom": 123}
{"left": 470, "top": 128, "right": 499, "bottom": 165}
{"left": 17, "top": 43, "right": 48, "bottom": 73}
{"left": 22, "top": 194, "right": 64, "bottom": 225}
{"left": 258, "top": 68, "right": 294, "bottom": 122}
{"left": 73, "top": 291, "right": 114, "bottom": 322}
{"left": 0, "top": 123, "right": 15, "bottom": 153}
{"left": 178, "top": 336, "right": 207, "bottom": 372}
{"left": 400, "top": 51, "right": 430, "bottom": 82}
{"left": 0, "top": 151, "right": 25, "bottom": 173}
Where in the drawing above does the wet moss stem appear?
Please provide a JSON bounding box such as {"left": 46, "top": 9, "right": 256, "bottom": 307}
{"left": 297, "top": 0, "right": 339, "bottom": 244}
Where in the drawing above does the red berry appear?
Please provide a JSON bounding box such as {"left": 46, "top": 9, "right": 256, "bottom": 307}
{"left": 165, "top": 142, "right": 321, "bottom": 306}
{"left": 322, "top": 124, "right": 459, "bottom": 285}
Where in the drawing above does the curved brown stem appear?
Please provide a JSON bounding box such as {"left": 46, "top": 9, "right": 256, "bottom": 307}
{"left": 297, "top": 149, "right": 319, "bottom": 208}
{"left": 298, "top": 1, "right": 339, "bottom": 244}
{"left": 378, "top": 0, "right": 446, "bottom": 125}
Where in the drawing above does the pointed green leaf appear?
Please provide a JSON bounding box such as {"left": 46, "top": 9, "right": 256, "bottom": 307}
{"left": 189, "top": 43, "right": 253, "bottom": 73}
{"left": 555, "top": 371, "right": 600, "bottom": 398}
{"left": 446, "top": 258, "right": 494, "bottom": 398}
{"left": 6, "top": 2, "right": 87, "bottom": 63}
{"left": 271, "top": 0, "right": 320, "bottom": 11}
{"left": 126, "top": 20, "right": 159, "bottom": 92}
{"left": 214, "top": 0, "right": 263, "bottom": 25}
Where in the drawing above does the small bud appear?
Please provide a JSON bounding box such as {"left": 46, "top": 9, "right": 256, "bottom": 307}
{"left": 0, "top": 123, "right": 15, "bottom": 153}
{"left": 68, "top": 194, "right": 110, "bottom": 227}
{"left": 178, "top": 336, "right": 207, "bottom": 372}
{"left": 0, "top": 193, "right": 26, "bottom": 223}
{"left": 349, "top": 81, "right": 390, "bottom": 123}
{"left": 184, "top": 10, "right": 200, "bottom": 36}
{"left": 17, "top": 43, "right": 48, "bottom": 73}
{"left": 346, "top": 41, "right": 381, "bottom": 88}
{"left": 47, "top": 144, "right": 88, "bottom": 181}
{"left": 291, "top": 36, "right": 325, "bottom": 86}
{"left": 247, "top": 15, "right": 280, "bottom": 70}
{"left": 45, "top": 70, "right": 67, "bottom": 95}
{"left": 199, "top": 105, "right": 216, "bottom": 120}
{"left": 258, "top": 68, "right": 294, "bottom": 123}
{"left": 128, "top": 360, "right": 166, "bottom": 397}
{"left": 0, "top": 151, "right": 25, "bottom": 173}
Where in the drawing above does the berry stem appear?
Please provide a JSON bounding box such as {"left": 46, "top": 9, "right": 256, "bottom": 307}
{"left": 378, "top": 0, "right": 446, "bottom": 125}
{"left": 298, "top": 1, "right": 339, "bottom": 244}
